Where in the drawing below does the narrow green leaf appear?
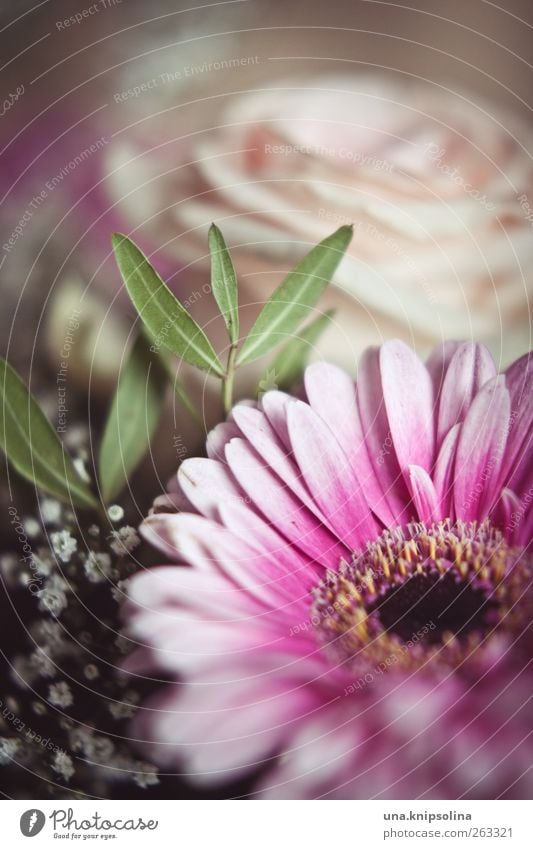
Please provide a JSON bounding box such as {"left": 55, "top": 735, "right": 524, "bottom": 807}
{"left": 236, "top": 226, "right": 353, "bottom": 366}
{"left": 208, "top": 223, "right": 239, "bottom": 345}
{"left": 257, "top": 310, "right": 335, "bottom": 393}
{"left": 139, "top": 324, "right": 202, "bottom": 425}
{"left": 99, "top": 333, "right": 168, "bottom": 503}
{"left": 112, "top": 234, "right": 224, "bottom": 376}
{"left": 161, "top": 356, "right": 202, "bottom": 425}
{"left": 0, "top": 358, "right": 97, "bottom": 508}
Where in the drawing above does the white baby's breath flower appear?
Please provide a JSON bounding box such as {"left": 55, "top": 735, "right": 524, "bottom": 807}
{"left": 108, "top": 701, "right": 136, "bottom": 720}
{"left": 38, "top": 574, "right": 69, "bottom": 615}
{"left": 0, "top": 737, "right": 20, "bottom": 764}
{"left": 83, "top": 664, "right": 99, "bottom": 680}
{"left": 29, "top": 649, "right": 56, "bottom": 678}
{"left": 32, "top": 549, "right": 53, "bottom": 576}
{"left": 23, "top": 517, "right": 41, "bottom": 538}
{"left": 83, "top": 551, "right": 112, "bottom": 583}
{"left": 107, "top": 504, "right": 124, "bottom": 523}
{"left": 32, "top": 619, "right": 63, "bottom": 646}
{"left": 50, "top": 530, "right": 77, "bottom": 563}
{"left": 52, "top": 750, "right": 75, "bottom": 781}
{"left": 109, "top": 526, "right": 140, "bottom": 555}
{"left": 48, "top": 681, "right": 73, "bottom": 709}
{"left": 133, "top": 764, "right": 159, "bottom": 788}
{"left": 40, "top": 498, "right": 62, "bottom": 524}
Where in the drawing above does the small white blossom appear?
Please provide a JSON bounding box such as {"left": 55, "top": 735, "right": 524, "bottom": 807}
{"left": 31, "top": 550, "right": 53, "bottom": 577}
{"left": 85, "top": 735, "right": 115, "bottom": 761}
{"left": 32, "top": 620, "right": 63, "bottom": 645}
{"left": 11, "top": 655, "right": 38, "bottom": 688}
{"left": 107, "top": 504, "right": 124, "bottom": 523}
{"left": 38, "top": 589, "right": 67, "bottom": 615}
{"left": 0, "top": 737, "right": 20, "bottom": 764}
{"left": 29, "top": 649, "right": 56, "bottom": 678}
{"left": 40, "top": 498, "right": 62, "bottom": 524}
{"left": 114, "top": 634, "right": 132, "bottom": 655}
{"left": 48, "top": 681, "right": 73, "bottom": 708}
{"left": 83, "top": 664, "right": 99, "bottom": 680}
{"left": 133, "top": 764, "right": 159, "bottom": 788}
{"left": 111, "top": 578, "right": 130, "bottom": 604}
{"left": 52, "top": 750, "right": 75, "bottom": 781}
{"left": 83, "top": 551, "right": 112, "bottom": 583}
{"left": 108, "top": 701, "right": 136, "bottom": 720}
{"left": 23, "top": 517, "right": 41, "bottom": 538}
{"left": 51, "top": 530, "right": 77, "bottom": 563}
{"left": 38, "top": 574, "right": 69, "bottom": 615}
{"left": 69, "top": 727, "right": 92, "bottom": 753}
{"left": 109, "top": 526, "right": 140, "bottom": 555}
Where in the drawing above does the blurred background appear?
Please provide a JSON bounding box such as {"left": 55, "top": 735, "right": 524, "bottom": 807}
{"left": 0, "top": 0, "right": 532, "bottom": 798}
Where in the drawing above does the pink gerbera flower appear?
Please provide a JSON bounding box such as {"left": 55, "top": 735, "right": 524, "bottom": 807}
{"left": 123, "top": 340, "right": 532, "bottom": 799}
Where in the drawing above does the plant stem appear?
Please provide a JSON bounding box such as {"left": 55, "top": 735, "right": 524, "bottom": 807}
{"left": 222, "top": 344, "right": 237, "bottom": 414}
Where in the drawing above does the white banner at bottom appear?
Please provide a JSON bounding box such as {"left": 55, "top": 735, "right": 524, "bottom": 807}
{"left": 3, "top": 799, "right": 531, "bottom": 848}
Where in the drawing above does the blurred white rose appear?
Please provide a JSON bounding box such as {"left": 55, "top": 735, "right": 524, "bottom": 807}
{"left": 104, "top": 74, "right": 533, "bottom": 380}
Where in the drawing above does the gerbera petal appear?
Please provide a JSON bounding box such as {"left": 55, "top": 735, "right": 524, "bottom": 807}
{"left": 125, "top": 566, "right": 262, "bottom": 620}
{"left": 492, "top": 488, "right": 523, "bottom": 545}
{"left": 356, "top": 346, "right": 410, "bottom": 524}
{"left": 500, "top": 352, "right": 533, "bottom": 499}
{"left": 132, "top": 673, "right": 321, "bottom": 780}
{"left": 127, "top": 613, "right": 298, "bottom": 676}
{"left": 304, "top": 362, "right": 359, "bottom": 459}
{"left": 206, "top": 422, "right": 240, "bottom": 460}
{"left": 454, "top": 376, "right": 511, "bottom": 521}
{"left": 142, "top": 512, "right": 305, "bottom": 607}
{"left": 225, "top": 437, "right": 350, "bottom": 568}
{"left": 177, "top": 457, "right": 244, "bottom": 519}
{"left": 219, "top": 499, "right": 321, "bottom": 588}
{"left": 436, "top": 342, "right": 497, "bottom": 446}
{"left": 426, "top": 340, "right": 463, "bottom": 400}
{"left": 305, "top": 362, "right": 395, "bottom": 526}
{"left": 433, "top": 423, "right": 460, "bottom": 520}
{"left": 407, "top": 465, "right": 440, "bottom": 524}
{"left": 258, "top": 707, "right": 359, "bottom": 799}
{"left": 261, "top": 390, "right": 295, "bottom": 448}
{"left": 231, "top": 404, "right": 332, "bottom": 524}
{"left": 287, "top": 401, "right": 379, "bottom": 548}
{"left": 380, "top": 339, "right": 435, "bottom": 474}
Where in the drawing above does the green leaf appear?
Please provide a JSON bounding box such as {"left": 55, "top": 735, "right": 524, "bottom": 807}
{"left": 258, "top": 310, "right": 335, "bottom": 393}
{"left": 112, "top": 234, "right": 225, "bottom": 376}
{"left": 208, "top": 223, "right": 239, "bottom": 345}
{"left": 160, "top": 355, "right": 202, "bottom": 425}
{"left": 139, "top": 324, "right": 202, "bottom": 424}
{"left": 0, "top": 358, "right": 97, "bottom": 508}
{"left": 99, "top": 332, "right": 168, "bottom": 503}
{"left": 236, "top": 225, "right": 352, "bottom": 366}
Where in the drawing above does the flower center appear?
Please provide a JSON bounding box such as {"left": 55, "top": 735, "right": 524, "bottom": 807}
{"left": 368, "top": 571, "right": 495, "bottom": 644}
{"left": 311, "top": 520, "right": 530, "bottom": 673}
